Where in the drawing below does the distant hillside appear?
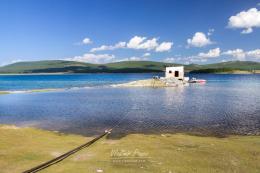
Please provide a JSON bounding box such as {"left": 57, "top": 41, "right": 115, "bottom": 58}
{"left": 0, "top": 60, "right": 178, "bottom": 73}
{"left": 198, "top": 61, "right": 260, "bottom": 70}
{"left": 0, "top": 60, "right": 259, "bottom": 74}
{"left": 104, "top": 61, "right": 181, "bottom": 72}
{"left": 0, "top": 60, "right": 97, "bottom": 73}
{"left": 190, "top": 61, "right": 260, "bottom": 73}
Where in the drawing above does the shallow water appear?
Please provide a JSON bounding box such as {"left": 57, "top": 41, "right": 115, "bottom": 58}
{"left": 0, "top": 74, "right": 259, "bottom": 137}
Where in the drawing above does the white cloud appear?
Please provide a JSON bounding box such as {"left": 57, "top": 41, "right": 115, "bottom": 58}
{"left": 222, "top": 49, "right": 246, "bottom": 60}
{"left": 241, "top": 28, "right": 253, "bottom": 34}
{"left": 164, "top": 55, "right": 209, "bottom": 64}
{"left": 166, "top": 48, "right": 260, "bottom": 63}
{"left": 127, "top": 36, "right": 159, "bottom": 50}
{"left": 156, "top": 42, "right": 173, "bottom": 52}
{"left": 246, "top": 49, "right": 260, "bottom": 58}
{"left": 187, "top": 32, "right": 212, "bottom": 47}
{"left": 91, "top": 36, "right": 173, "bottom": 52}
{"left": 198, "top": 48, "right": 221, "bottom": 58}
{"left": 228, "top": 8, "right": 260, "bottom": 34}
{"left": 179, "top": 55, "right": 208, "bottom": 64}
{"left": 90, "top": 42, "right": 126, "bottom": 52}
{"left": 189, "top": 58, "right": 207, "bottom": 63}
{"left": 82, "top": 37, "right": 92, "bottom": 44}
{"left": 0, "top": 59, "right": 24, "bottom": 66}
{"left": 221, "top": 60, "right": 227, "bottom": 63}
{"left": 127, "top": 36, "right": 173, "bottom": 52}
{"left": 11, "top": 59, "right": 23, "bottom": 63}
{"left": 118, "top": 56, "right": 147, "bottom": 62}
{"left": 66, "top": 53, "right": 115, "bottom": 64}
{"left": 207, "top": 28, "right": 215, "bottom": 36}
{"left": 143, "top": 53, "right": 151, "bottom": 57}
{"left": 137, "top": 38, "right": 158, "bottom": 50}
{"left": 128, "top": 57, "right": 144, "bottom": 61}
{"left": 127, "top": 36, "right": 147, "bottom": 49}
{"left": 164, "top": 57, "right": 176, "bottom": 62}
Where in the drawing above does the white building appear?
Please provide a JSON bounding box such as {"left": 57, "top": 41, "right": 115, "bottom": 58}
{"left": 165, "top": 66, "right": 184, "bottom": 80}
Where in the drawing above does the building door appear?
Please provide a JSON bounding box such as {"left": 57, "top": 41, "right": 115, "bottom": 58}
{"left": 175, "top": 71, "right": 179, "bottom": 77}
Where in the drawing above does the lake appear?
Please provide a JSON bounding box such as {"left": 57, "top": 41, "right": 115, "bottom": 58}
{"left": 0, "top": 73, "right": 259, "bottom": 137}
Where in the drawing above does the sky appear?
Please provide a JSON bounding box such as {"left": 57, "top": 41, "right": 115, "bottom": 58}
{"left": 0, "top": 0, "right": 260, "bottom": 65}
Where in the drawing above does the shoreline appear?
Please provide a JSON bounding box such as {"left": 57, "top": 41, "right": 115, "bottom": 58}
{"left": 0, "top": 72, "right": 68, "bottom": 75}
{"left": 112, "top": 79, "right": 168, "bottom": 87}
{"left": 190, "top": 70, "right": 260, "bottom": 74}
{"left": 0, "top": 70, "right": 260, "bottom": 75}
{"left": 0, "top": 72, "right": 163, "bottom": 75}
{"left": 2, "top": 122, "right": 259, "bottom": 138}
{"left": 1, "top": 124, "right": 259, "bottom": 173}
{"left": 0, "top": 88, "right": 64, "bottom": 95}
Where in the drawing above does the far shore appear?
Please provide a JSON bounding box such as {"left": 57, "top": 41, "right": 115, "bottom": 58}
{"left": 190, "top": 70, "right": 260, "bottom": 74}
{"left": 0, "top": 72, "right": 68, "bottom": 75}
{"left": 211, "top": 70, "right": 260, "bottom": 74}
{"left": 0, "top": 70, "right": 260, "bottom": 75}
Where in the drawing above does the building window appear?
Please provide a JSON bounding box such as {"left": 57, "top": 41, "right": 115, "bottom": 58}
{"left": 175, "top": 71, "right": 179, "bottom": 77}
{"left": 169, "top": 70, "right": 172, "bottom": 73}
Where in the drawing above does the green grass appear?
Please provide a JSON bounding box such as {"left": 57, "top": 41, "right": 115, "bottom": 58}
{"left": 0, "top": 60, "right": 259, "bottom": 73}
{"left": 0, "top": 125, "right": 259, "bottom": 173}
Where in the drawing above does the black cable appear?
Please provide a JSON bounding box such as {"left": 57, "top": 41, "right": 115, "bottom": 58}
{"left": 22, "top": 129, "right": 111, "bottom": 173}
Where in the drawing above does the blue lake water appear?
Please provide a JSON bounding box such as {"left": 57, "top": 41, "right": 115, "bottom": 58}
{"left": 0, "top": 74, "right": 259, "bottom": 137}
{"left": 0, "top": 73, "right": 161, "bottom": 91}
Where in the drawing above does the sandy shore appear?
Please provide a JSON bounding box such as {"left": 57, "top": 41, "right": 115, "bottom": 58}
{"left": 0, "top": 88, "right": 63, "bottom": 95}
{"left": 0, "top": 91, "right": 9, "bottom": 95}
{"left": 112, "top": 78, "right": 190, "bottom": 88}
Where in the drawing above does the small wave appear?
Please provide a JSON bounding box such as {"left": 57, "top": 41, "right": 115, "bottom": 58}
{"left": 9, "top": 90, "right": 29, "bottom": 94}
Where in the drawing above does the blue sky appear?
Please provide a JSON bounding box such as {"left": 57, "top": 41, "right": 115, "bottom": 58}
{"left": 0, "top": 0, "right": 260, "bottom": 65}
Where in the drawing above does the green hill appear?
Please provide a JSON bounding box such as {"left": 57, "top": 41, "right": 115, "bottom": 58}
{"left": 0, "top": 60, "right": 259, "bottom": 74}
{"left": 0, "top": 60, "right": 97, "bottom": 73}
{"left": 0, "top": 60, "right": 178, "bottom": 73}
{"left": 199, "top": 61, "right": 260, "bottom": 70}
{"left": 190, "top": 61, "right": 260, "bottom": 73}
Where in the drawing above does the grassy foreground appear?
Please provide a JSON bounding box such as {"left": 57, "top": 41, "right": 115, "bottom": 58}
{"left": 0, "top": 125, "right": 260, "bottom": 173}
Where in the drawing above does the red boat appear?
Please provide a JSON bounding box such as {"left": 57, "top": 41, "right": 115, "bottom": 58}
{"left": 189, "top": 78, "right": 206, "bottom": 83}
